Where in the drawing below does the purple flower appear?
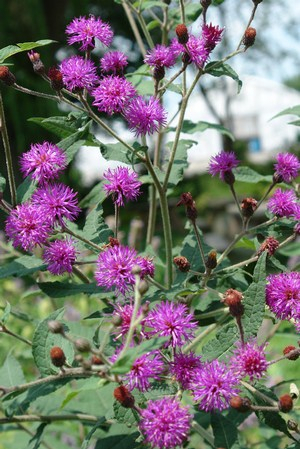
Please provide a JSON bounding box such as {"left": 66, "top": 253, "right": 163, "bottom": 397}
{"left": 145, "top": 301, "right": 197, "bottom": 347}
{"left": 139, "top": 397, "right": 191, "bottom": 449}
{"left": 5, "top": 202, "right": 52, "bottom": 251}
{"left": 294, "top": 204, "right": 300, "bottom": 234}
{"left": 43, "top": 238, "right": 77, "bottom": 275}
{"left": 230, "top": 340, "right": 268, "bottom": 381}
{"left": 124, "top": 351, "right": 164, "bottom": 392}
{"left": 136, "top": 256, "right": 155, "bottom": 278}
{"left": 202, "top": 23, "right": 224, "bottom": 52}
{"left": 31, "top": 183, "right": 80, "bottom": 226}
{"left": 60, "top": 56, "right": 99, "bottom": 92}
{"left": 65, "top": 15, "right": 113, "bottom": 51}
{"left": 170, "top": 352, "right": 202, "bottom": 389}
{"left": 19, "top": 141, "right": 67, "bottom": 184}
{"left": 170, "top": 36, "right": 209, "bottom": 67}
{"left": 266, "top": 272, "right": 300, "bottom": 327}
{"left": 191, "top": 359, "right": 240, "bottom": 412}
{"left": 103, "top": 166, "right": 142, "bottom": 206}
{"left": 100, "top": 51, "right": 128, "bottom": 75}
{"left": 274, "top": 152, "right": 300, "bottom": 183}
{"left": 144, "top": 44, "right": 177, "bottom": 68}
{"left": 124, "top": 96, "right": 167, "bottom": 137}
{"left": 92, "top": 76, "right": 136, "bottom": 115}
{"left": 112, "top": 302, "right": 146, "bottom": 340}
{"left": 267, "top": 188, "right": 297, "bottom": 218}
{"left": 208, "top": 151, "right": 239, "bottom": 182}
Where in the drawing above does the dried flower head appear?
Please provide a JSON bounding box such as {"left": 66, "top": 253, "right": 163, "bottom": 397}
{"left": 257, "top": 236, "right": 279, "bottom": 257}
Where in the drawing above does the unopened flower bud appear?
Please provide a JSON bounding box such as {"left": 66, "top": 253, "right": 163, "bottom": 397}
{"left": 177, "top": 192, "right": 194, "bottom": 207}
{"left": 287, "top": 419, "right": 299, "bottom": 432}
{"left": 223, "top": 170, "right": 235, "bottom": 186}
{"left": 138, "top": 279, "right": 149, "bottom": 296}
{"left": 243, "top": 27, "right": 256, "bottom": 48}
{"left": 112, "top": 315, "right": 123, "bottom": 327}
{"left": 230, "top": 396, "right": 252, "bottom": 412}
{"left": 153, "top": 66, "right": 165, "bottom": 81}
{"left": 201, "top": 0, "right": 212, "bottom": 8}
{"left": 174, "top": 256, "right": 191, "bottom": 272}
{"left": 205, "top": 250, "right": 217, "bottom": 270}
{"left": 75, "top": 338, "right": 91, "bottom": 353}
{"left": 28, "top": 50, "right": 45, "bottom": 75}
{"left": 141, "top": 301, "right": 150, "bottom": 315}
{"left": 113, "top": 385, "right": 135, "bottom": 408}
{"left": 163, "top": 0, "right": 171, "bottom": 4}
{"left": 241, "top": 197, "right": 257, "bottom": 218}
{"left": 257, "top": 237, "right": 279, "bottom": 257}
{"left": 223, "top": 288, "right": 244, "bottom": 317}
{"left": 283, "top": 346, "right": 300, "bottom": 361}
{"left": 48, "top": 67, "right": 64, "bottom": 91}
{"left": 175, "top": 24, "right": 189, "bottom": 44}
{"left": 91, "top": 355, "right": 103, "bottom": 365}
{"left": 132, "top": 264, "right": 142, "bottom": 275}
{"left": 108, "top": 236, "right": 119, "bottom": 247}
{"left": 0, "top": 66, "right": 16, "bottom": 86}
{"left": 48, "top": 320, "right": 65, "bottom": 334}
{"left": 50, "top": 346, "right": 66, "bottom": 367}
{"left": 252, "top": 0, "right": 263, "bottom": 4}
{"left": 278, "top": 394, "right": 293, "bottom": 413}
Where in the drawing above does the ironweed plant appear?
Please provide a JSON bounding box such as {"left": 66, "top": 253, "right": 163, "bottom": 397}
{"left": 0, "top": 1, "right": 300, "bottom": 448}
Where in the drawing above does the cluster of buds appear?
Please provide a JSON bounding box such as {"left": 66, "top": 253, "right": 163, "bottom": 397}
{"left": 174, "top": 256, "right": 191, "bottom": 272}
{"left": 177, "top": 192, "right": 197, "bottom": 223}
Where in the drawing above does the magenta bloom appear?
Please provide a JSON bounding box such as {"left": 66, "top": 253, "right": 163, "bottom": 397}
{"left": 191, "top": 359, "right": 240, "bottom": 412}
{"left": 92, "top": 76, "right": 136, "bottom": 115}
{"left": 32, "top": 183, "right": 80, "bottom": 226}
{"left": 266, "top": 272, "right": 300, "bottom": 327}
{"left": 103, "top": 166, "right": 142, "bottom": 206}
{"left": 267, "top": 188, "right": 297, "bottom": 218}
{"left": 124, "top": 96, "right": 167, "bottom": 137}
{"left": 43, "top": 238, "right": 77, "bottom": 275}
{"left": 202, "top": 23, "right": 224, "bottom": 52}
{"left": 230, "top": 340, "right": 268, "bottom": 381}
{"left": 170, "top": 352, "right": 202, "bottom": 390}
{"left": 60, "top": 56, "right": 99, "bottom": 92}
{"left": 294, "top": 205, "right": 300, "bottom": 234}
{"left": 274, "top": 152, "right": 300, "bottom": 183}
{"left": 19, "top": 141, "right": 67, "bottom": 184}
{"left": 171, "top": 35, "right": 209, "bottom": 67}
{"left": 100, "top": 51, "right": 128, "bottom": 75}
{"left": 112, "top": 302, "right": 146, "bottom": 340}
{"left": 5, "top": 203, "right": 52, "bottom": 251}
{"left": 136, "top": 256, "right": 155, "bottom": 278}
{"left": 124, "top": 352, "right": 164, "bottom": 392}
{"left": 145, "top": 301, "right": 197, "bottom": 347}
{"left": 144, "top": 44, "right": 177, "bottom": 68}
{"left": 139, "top": 397, "right": 191, "bottom": 449}
{"left": 208, "top": 151, "right": 239, "bottom": 181}
{"left": 65, "top": 15, "right": 113, "bottom": 51}
{"left": 95, "top": 244, "right": 152, "bottom": 294}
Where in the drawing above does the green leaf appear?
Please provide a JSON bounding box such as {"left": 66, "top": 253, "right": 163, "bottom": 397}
{"left": 100, "top": 141, "right": 132, "bottom": 165}
{"left": 233, "top": 166, "right": 272, "bottom": 183}
{"left": 146, "top": 19, "right": 160, "bottom": 31}
{"left": 0, "top": 301, "right": 11, "bottom": 324}
{"left": 114, "top": 400, "right": 141, "bottom": 425}
{"left": 165, "top": 139, "right": 196, "bottom": 187}
{"left": 94, "top": 431, "right": 140, "bottom": 449}
{"left": 139, "top": 1, "right": 166, "bottom": 10}
{"left": 32, "top": 309, "right": 74, "bottom": 376}
{"left": 243, "top": 253, "right": 267, "bottom": 339}
{"left": 81, "top": 418, "right": 106, "bottom": 449}
{"left": 16, "top": 177, "right": 37, "bottom": 203}
{"left": 0, "top": 40, "right": 56, "bottom": 63}
{"left": 27, "top": 423, "right": 48, "bottom": 449}
{"left": 278, "top": 242, "right": 300, "bottom": 256}
{"left": 272, "top": 105, "right": 300, "bottom": 120}
{"left": 205, "top": 62, "right": 242, "bottom": 93}
{"left": 38, "top": 282, "right": 106, "bottom": 298}
{"left": 202, "top": 322, "right": 238, "bottom": 361}
{"left": 0, "top": 353, "right": 26, "bottom": 387}
{"left": 82, "top": 202, "right": 113, "bottom": 245}
{"left": 0, "top": 172, "right": 6, "bottom": 191}
{"left": 79, "top": 181, "right": 106, "bottom": 208}
{"left": 171, "top": 120, "right": 235, "bottom": 141}
{"left": 28, "top": 112, "right": 90, "bottom": 139}
{"left": 0, "top": 255, "right": 45, "bottom": 279}
{"left": 211, "top": 413, "right": 239, "bottom": 449}
{"left": 168, "top": 3, "right": 202, "bottom": 23}
{"left": 235, "top": 237, "right": 256, "bottom": 251}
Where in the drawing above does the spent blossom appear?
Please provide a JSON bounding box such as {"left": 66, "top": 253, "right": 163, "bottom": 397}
{"left": 100, "top": 51, "right": 128, "bottom": 75}
{"left": 273, "top": 152, "right": 300, "bottom": 183}
{"left": 60, "top": 55, "right": 99, "bottom": 92}
{"left": 139, "top": 397, "right": 191, "bottom": 449}
{"left": 124, "top": 96, "right": 167, "bottom": 136}
{"left": 65, "top": 15, "right": 113, "bottom": 51}
{"left": 267, "top": 188, "right": 297, "bottom": 218}
{"left": 19, "top": 141, "right": 67, "bottom": 184}
{"left": 103, "top": 166, "right": 142, "bottom": 206}
{"left": 230, "top": 340, "right": 268, "bottom": 381}
{"left": 92, "top": 76, "right": 136, "bottom": 115}
{"left": 145, "top": 301, "right": 197, "bottom": 347}
{"left": 43, "top": 238, "right": 77, "bottom": 275}
{"left": 124, "top": 352, "right": 164, "bottom": 392}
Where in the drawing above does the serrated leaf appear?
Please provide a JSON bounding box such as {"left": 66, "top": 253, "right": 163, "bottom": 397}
{"left": 38, "top": 282, "right": 106, "bottom": 298}
{"left": 202, "top": 322, "right": 238, "bottom": 361}
{"left": 28, "top": 112, "right": 90, "bottom": 138}
{"left": 278, "top": 242, "right": 300, "bottom": 256}
{"left": 79, "top": 181, "right": 106, "bottom": 208}
{"left": 211, "top": 413, "right": 239, "bottom": 449}
{"left": 100, "top": 141, "right": 132, "bottom": 165}
{"left": 233, "top": 166, "right": 272, "bottom": 183}
{"left": 205, "top": 62, "right": 242, "bottom": 93}
{"left": 0, "top": 40, "right": 56, "bottom": 63}
{"left": 32, "top": 309, "right": 74, "bottom": 376}
{"left": 114, "top": 400, "right": 140, "bottom": 425}
{"left": 82, "top": 202, "right": 113, "bottom": 245}
{"left": 0, "top": 255, "right": 45, "bottom": 279}
{"left": 235, "top": 237, "right": 256, "bottom": 250}
{"left": 94, "top": 431, "right": 140, "bottom": 449}
{"left": 16, "top": 177, "right": 37, "bottom": 203}
{"left": 0, "top": 353, "right": 26, "bottom": 387}
{"left": 170, "top": 120, "right": 235, "bottom": 141}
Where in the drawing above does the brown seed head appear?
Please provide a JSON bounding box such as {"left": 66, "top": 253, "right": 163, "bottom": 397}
{"left": 174, "top": 256, "right": 191, "bottom": 272}
{"left": 243, "top": 27, "right": 256, "bottom": 48}
{"left": 113, "top": 385, "right": 135, "bottom": 408}
{"left": 241, "top": 197, "right": 257, "bottom": 218}
{"left": 177, "top": 192, "right": 194, "bottom": 207}
{"left": 230, "top": 396, "right": 252, "bottom": 412}
{"left": 175, "top": 24, "right": 189, "bottom": 44}
{"left": 223, "top": 289, "right": 244, "bottom": 317}
{"left": 108, "top": 236, "right": 120, "bottom": 247}
{"left": 278, "top": 394, "right": 293, "bottom": 413}
{"left": 205, "top": 250, "right": 217, "bottom": 270}
{"left": 0, "top": 66, "right": 16, "bottom": 86}
{"left": 283, "top": 346, "right": 299, "bottom": 361}
{"left": 50, "top": 346, "right": 66, "bottom": 367}
{"left": 257, "top": 237, "right": 279, "bottom": 257}
{"left": 48, "top": 67, "right": 64, "bottom": 91}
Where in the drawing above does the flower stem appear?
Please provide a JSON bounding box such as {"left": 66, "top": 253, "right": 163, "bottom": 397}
{"left": 241, "top": 381, "right": 277, "bottom": 407}
{"left": 63, "top": 226, "right": 103, "bottom": 252}
{"left": 0, "top": 324, "right": 32, "bottom": 346}
{"left": 72, "top": 266, "right": 90, "bottom": 284}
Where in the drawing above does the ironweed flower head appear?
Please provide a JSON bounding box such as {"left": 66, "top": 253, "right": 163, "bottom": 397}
{"left": 124, "top": 96, "right": 167, "bottom": 137}
{"left": 92, "top": 76, "right": 136, "bottom": 115}
{"left": 124, "top": 351, "right": 164, "bottom": 392}
{"left": 5, "top": 202, "right": 52, "bottom": 251}
{"left": 60, "top": 56, "right": 99, "bottom": 92}
{"left": 144, "top": 44, "right": 177, "bottom": 68}
{"left": 171, "top": 35, "right": 209, "bottom": 67}
{"left": 19, "top": 141, "right": 67, "bottom": 184}
{"left": 100, "top": 51, "right": 128, "bottom": 75}
{"left": 267, "top": 188, "right": 297, "bottom": 218}
{"left": 139, "top": 397, "right": 192, "bottom": 449}
{"left": 32, "top": 183, "right": 80, "bottom": 227}
{"left": 103, "top": 166, "right": 142, "bottom": 206}
{"left": 145, "top": 301, "right": 197, "bottom": 347}
{"left": 231, "top": 340, "right": 268, "bottom": 381}
{"left": 274, "top": 152, "right": 300, "bottom": 183}
{"left": 191, "top": 359, "right": 240, "bottom": 412}
{"left": 43, "top": 238, "right": 77, "bottom": 275}
{"left": 66, "top": 15, "right": 113, "bottom": 51}
{"left": 208, "top": 150, "right": 239, "bottom": 183}
{"left": 112, "top": 302, "right": 145, "bottom": 340}
{"left": 202, "top": 23, "right": 224, "bottom": 52}
{"left": 266, "top": 272, "right": 300, "bottom": 328}
{"left": 170, "top": 352, "right": 202, "bottom": 389}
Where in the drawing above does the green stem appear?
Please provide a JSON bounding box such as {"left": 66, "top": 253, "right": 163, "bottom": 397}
{"left": 0, "top": 413, "right": 102, "bottom": 424}
{"left": 0, "top": 324, "right": 32, "bottom": 346}
{"left": 72, "top": 266, "right": 90, "bottom": 284}
{"left": 146, "top": 185, "right": 157, "bottom": 245}
{"left": 114, "top": 203, "right": 120, "bottom": 238}
{"left": 229, "top": 183, "right": 242, "bottom": 217}
{"left": 241, "top": 381, "right": 277, "bottom": 406}
{"left": 121, "top": 0, "right": 146, "bottom": 56}
{"left": 179, "top": 0, "right": 185, "bottom": 23}
{"left": 63, "top": 227, "right": 103, "bottom": 252}
{"left": 0, "top": 91, "right": 17, "bottom": 206}
{"left": 192, "top": 221, "right": 206, "bottom": 269}
{"left": 192, "top": 421, "right": 215, "bottom": 447}
{"left": 236, "top": 4, "right": 258, "bottom": 50}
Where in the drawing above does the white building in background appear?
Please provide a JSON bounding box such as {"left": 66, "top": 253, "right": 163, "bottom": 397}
{"left": 76, "top": 75, "right": 300, "bottom": 184}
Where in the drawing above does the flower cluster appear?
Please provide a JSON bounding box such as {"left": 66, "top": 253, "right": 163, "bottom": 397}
{"left": 103, "top": 166, "right": 142, "bottom": 206}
